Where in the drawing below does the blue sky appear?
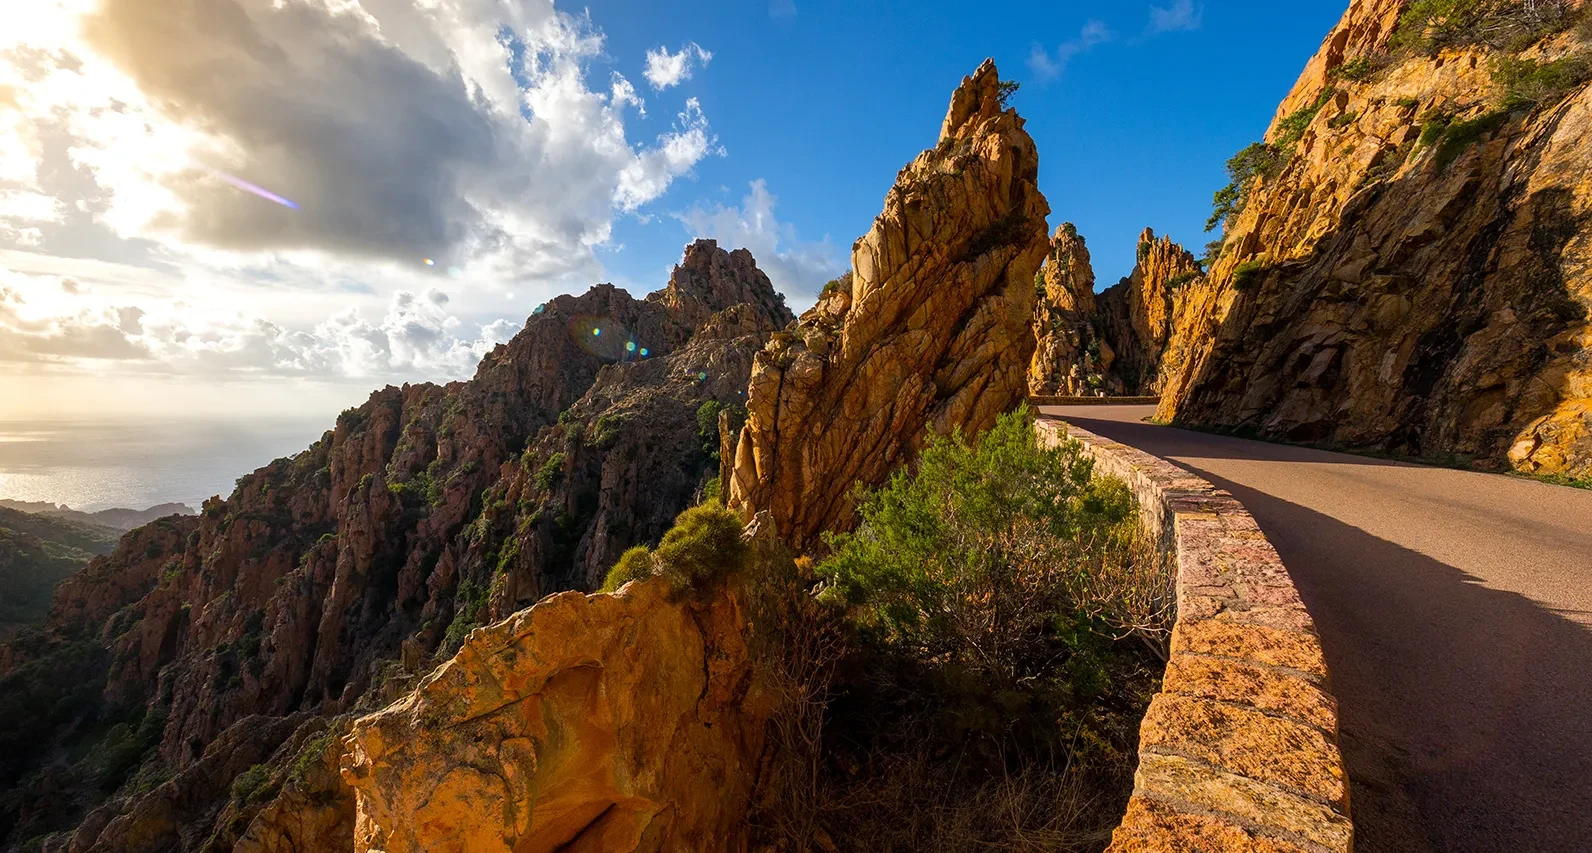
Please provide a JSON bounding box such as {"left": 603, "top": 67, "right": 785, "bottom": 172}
{"left": 1, "top": 0, "right": 1348, "bottom": 420}
{"left": 592, "top": 0, "right": 1347, "bottom": 290}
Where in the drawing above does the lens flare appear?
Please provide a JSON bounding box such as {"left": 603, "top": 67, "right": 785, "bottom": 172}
{"left": 639, "top": 348, "right": 649, "bottom": 357}
{"left": 210, "top": 170, "right": 299, "bottom": 209}
{"left": 625, "top": 341, "right": 636, "bottom": 353}
{"left": 423, "top": 258, "right": 435, "bottom": 266}
{"left": 592, "top": 327, "right": 602, "bottom": 337}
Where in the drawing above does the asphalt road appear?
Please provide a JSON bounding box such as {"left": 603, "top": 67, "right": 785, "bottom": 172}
{"left": 1040, "top": 405, "right": 1592, "bottom": 853}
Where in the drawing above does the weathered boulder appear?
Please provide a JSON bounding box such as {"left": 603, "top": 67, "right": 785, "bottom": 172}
{"left": 341, "top": 576, "right": 768, "bottom": 853}
{"left": 724, "top": 59, "right": 1051, "bottom": 548}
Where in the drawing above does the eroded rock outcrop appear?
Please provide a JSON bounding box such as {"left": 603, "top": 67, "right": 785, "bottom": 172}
{"left": 1097, "top": 229, "right": 1205, "bottom": 395}
{"left": 725, "top": 59, "right": 1051, "bottom": 547}
{"left": 1156, "top": 0, "right": 1592, "bottom": 477}
{"left": 341, "top": 576, "right": 767, "bottom": 853}
{"left": 1028, "top": 224, "right": 1121, "bottom": 395}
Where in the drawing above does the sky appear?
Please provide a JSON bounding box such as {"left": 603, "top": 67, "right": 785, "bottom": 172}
{"left": 0, "top": 0, "right": 1348, "bottom": 422}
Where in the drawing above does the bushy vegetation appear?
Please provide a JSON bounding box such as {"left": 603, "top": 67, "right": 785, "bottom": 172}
{"left": 996, "top": 79, "right": 1020, "bottom": 109}
{"left": 599, "top": 545, "right": 656, "bottom": 592}
{"left": 441, "top": 578, "right": 490, "bottom": 653}
{"left": 0, "top": 508, "right": 118, "bottom": 628}
{"left": 533, "top": 452, "right": 565, "bottom": 491}
{"left": 1433, "top": 110, "right": 1511, "bottom": 170}
{"left": 1232, "top": 258, "right": 1271, "bottom": 292}
{"left": 1493, "top": 54, "right": 1592, "bottom": 108}
{"left": 750, "top": 409, "right": 1173, "bottom": 851}
{"left": 1205, "top": 142, "right": 1284, "bottom": 235}
{"left": 598, "top": 502, "right": 748, "bottom": 597}
{"left": 1390, "top": 0, "right": 1584, "bottom": 54}
{"left": 696, "top": 400, "right": 748, "bottom": 465}
{"left": 654, "top": 502, "right": 748, "bottom": 597}
{"left": 1330, "top": 56, "right": 1376, "bottom": 81}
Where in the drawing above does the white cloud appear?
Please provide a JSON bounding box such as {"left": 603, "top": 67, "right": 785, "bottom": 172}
{"left": 676, "top": 179, "right": 843, "bottom": 310}
{"left": 1028, "top": 20, "right": 1112, "bottom": 80}
{"left": 770, "top": 0, "right": 798, "bottom": 20}
{"left": 1148, "top": 0, "right": 1202, "bottom": 34}
{"left": 0, "top": 267, "right": 522, "bottom": 379}
{"left": 0, "top": 0, "right": 728, "bottom": 396}
{"left": 610, "top": 72, "right": 645, "bottom": 116}
{"left": 616, "top": 98, "right": 723, "bottom": 210}
{"left": 643, "top": 43, "right": 712, "bottom": 90}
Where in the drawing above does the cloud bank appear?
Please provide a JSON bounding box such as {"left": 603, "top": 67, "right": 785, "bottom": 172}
{"left": 0, "top": 0, "right": 726, "bottom": 390}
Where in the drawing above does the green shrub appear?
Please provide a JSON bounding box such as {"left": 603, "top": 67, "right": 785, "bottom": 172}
{"left": 534, "top": 452, "right": 565, "bottom": 491}
{"left": 819, "top": 272, "right": 854, "bottom": 300}
{"left": 1206, "top": 142, "right": 1283, "bottom": 233}
{"left": 818, "top": 408, "right": 1136, "bottom": 666}
{"left": 1330, "top": 56, "right": 1376, "bottom": 81}
{"left": 1397, "top": 96, "right": 1423, "bottom": 109}
{"left": 231, "top": 763, "right": 272, "bottom": 805}
{"left": 1435, "top": 110, "right": 1511, "bottom": 170}
{"left": 599, "top": 545, "right": 656, "bottom": 592}
{"left": 1166, "top": 270, "right": 1201, "bottom": 290}
{"left": 1493, "top": 55, "right": 1592, "bottom": 109}
{"left": 653, "top": 502, "right": 747, "bottom": 596}
{"left": 1418, "top": 109, "right": 1454, "bottom": 147}
{"left": 1232, "top": 258, "right": 1269, "bottom": 292}
{"left": 1392, "top": 0, "right": 1583, "bottom": 53}
{"left": 1328, "top": 110, "right": 1360, "bottom": 129}
{"left": 1275, "top": 88, "right": 1337, "bottom": 151}
{"left": 996, "top": 79, "right": 1020, "bottom": 109}
{"left": 441, "top": 579, "right": 490, "bottom": 652}
{"left": 1204, "top": 92, "right": 1340, "bottom": 234}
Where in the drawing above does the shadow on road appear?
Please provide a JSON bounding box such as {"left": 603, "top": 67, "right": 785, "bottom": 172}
{"left": 1058, "top": 412, "right": 1427, "bottom": 470}
{"left": 1181, "top": 466, "right": 1592, "bottom": 853}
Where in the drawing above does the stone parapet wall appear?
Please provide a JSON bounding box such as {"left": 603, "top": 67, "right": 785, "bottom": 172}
{"left": 1037, "top": 417, "right": 1353, "bottom": 853}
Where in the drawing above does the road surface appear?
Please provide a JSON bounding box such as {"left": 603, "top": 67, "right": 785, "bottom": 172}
{"left": 1039, "top": 405, "right": 1592, "bottom": 853}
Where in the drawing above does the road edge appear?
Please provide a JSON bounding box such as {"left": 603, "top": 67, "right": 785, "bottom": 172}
{"left": 1038, "top": 416, "right": 1353, "bottom": 853}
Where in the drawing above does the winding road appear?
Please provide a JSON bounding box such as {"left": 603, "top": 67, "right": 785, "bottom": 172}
{"left": 1039, "top": 405, "right": 1592, "bottom": 853}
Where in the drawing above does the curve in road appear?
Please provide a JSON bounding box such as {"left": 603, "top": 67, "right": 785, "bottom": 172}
{"left": 1040, "top": 405, "right": 1592, "bottom": 853}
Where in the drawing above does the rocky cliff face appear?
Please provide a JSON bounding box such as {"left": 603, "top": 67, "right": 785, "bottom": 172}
{"left": 0, "top": 241, "right": 788, "bottom": 852}
{"left": 1028, "top": 224, "right": 1118, "bottom": 395}
{"left": 1155, "top": 0, "right": 1592, "bottom": 478}
{"left": 1027, "top": 225, "right": 1206, "bottom": 399}
{"left": 725, "top": 59, "right": 1051, "bottom": 547}
{"left": 342, "top": 576, "right": 767, "bottom": 853}
{"left": 1097, "top": 229, "right": 1205, "bottom": 396}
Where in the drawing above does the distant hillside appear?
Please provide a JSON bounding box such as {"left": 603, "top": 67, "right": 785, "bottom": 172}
{"left": 0, "top": 500, "right": 196, "bottom": 532}
{"left": 0, "top": 507, "right": 119, "bottom": 629}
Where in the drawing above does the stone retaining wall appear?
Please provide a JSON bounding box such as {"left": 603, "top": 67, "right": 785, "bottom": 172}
{"left": 1037, "top": 417, "right": 1353, "bottom": 853}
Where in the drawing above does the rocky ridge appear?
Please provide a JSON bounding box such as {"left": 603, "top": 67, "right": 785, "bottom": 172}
{"left": 1028, "top": 223, "right": 1119, "bottom": 395}
{"left": 725, "top": 59, "right": 1051, "bottom": 547}
{"left": 0, "top": 240, "right": 788, "bottom": 852}
{"left": 1027, "top": 225, "right": 1207, "bottom": 399}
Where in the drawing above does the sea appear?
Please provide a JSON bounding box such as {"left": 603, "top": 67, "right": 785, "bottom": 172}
{"left": 0, "top": 416, "right": 335, "bottom": 513}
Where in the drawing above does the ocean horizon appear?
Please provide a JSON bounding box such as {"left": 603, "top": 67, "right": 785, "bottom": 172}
{"left": 0, "top": 415, "right": 336, "bottom": 513}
